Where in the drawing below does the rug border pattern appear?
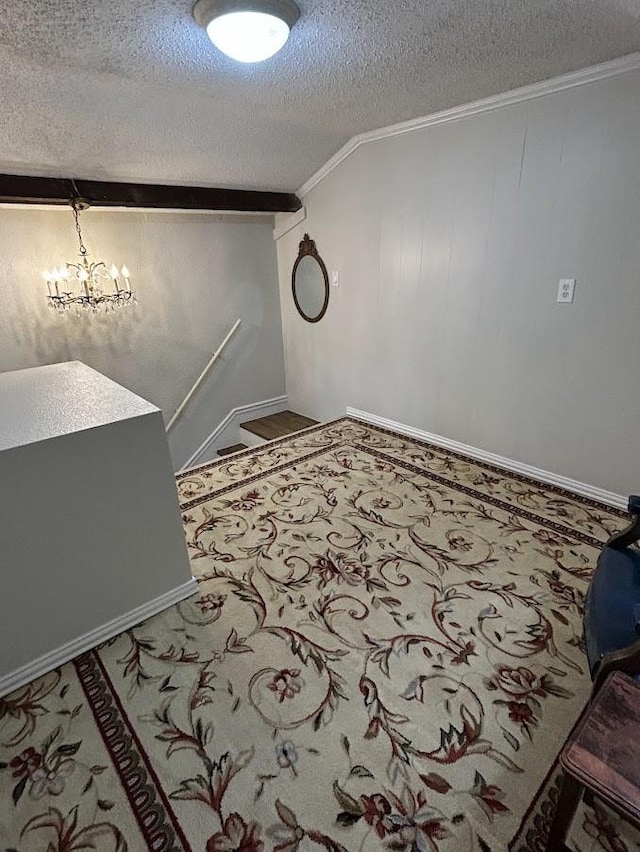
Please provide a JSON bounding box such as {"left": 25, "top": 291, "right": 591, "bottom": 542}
{"left": 176, "top": 417, "right": 627, "bottom": 519}
{"left": 75, "top": 651, "right": 192, "bottom": 852}
{"left": 181, "top": 435, "right": 615, "bottom": 552}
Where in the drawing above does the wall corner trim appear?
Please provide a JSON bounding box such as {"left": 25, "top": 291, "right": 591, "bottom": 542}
{"left": 0, "top": 578, "right": 198, "bottom": 698}
{"left": 299, "top": 52, "right": 640, "bottom": 199}
{"left": 180, "top": 395, "right": 288, "bottom": 471}
{"left": 273, "top": 207, "right": 307, "bottom": 240}
{"left": 346, "top": 407, "right": 627, "bottom": 510}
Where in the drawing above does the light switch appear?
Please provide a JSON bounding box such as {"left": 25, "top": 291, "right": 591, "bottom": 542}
{"left": 331, "top": 270, "right": 340, "bottom": 287}
{"left": 557, "top": 279, "right": 576, "bottom": 304}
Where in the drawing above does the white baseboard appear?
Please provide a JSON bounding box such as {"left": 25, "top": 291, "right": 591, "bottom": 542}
{"left": 346, "top": 407, "right": 627, "bottom": 510}
{"left": 181, "top": 395, "right": 288, "bottom": 471}
{"left": 0, "top": 578, "right": 198, "bottom": 698}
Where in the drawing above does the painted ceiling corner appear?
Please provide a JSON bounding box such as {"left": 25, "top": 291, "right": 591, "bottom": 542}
{"left": 297, "top": 51, "right": 640, "bottom": 198}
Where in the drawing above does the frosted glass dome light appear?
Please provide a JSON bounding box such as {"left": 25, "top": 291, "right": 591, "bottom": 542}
{"left": 193, "top": 0, "right": 300, "bottom": 63}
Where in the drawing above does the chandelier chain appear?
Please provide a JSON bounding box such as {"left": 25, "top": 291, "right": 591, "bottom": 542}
{"left": 72, "top": 201, "right": 88, "bottom": 257}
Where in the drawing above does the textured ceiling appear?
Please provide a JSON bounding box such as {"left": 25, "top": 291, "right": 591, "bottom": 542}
{"left": 0, "top": 0, "right": 639, "bottom": 192}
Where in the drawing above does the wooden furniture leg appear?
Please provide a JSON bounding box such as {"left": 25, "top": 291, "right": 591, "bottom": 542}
{"left": 545, "top": 772, "right": 583, "bottom": 852}
{"left": 547, "top": 673, "right": 640, "bottom": 852}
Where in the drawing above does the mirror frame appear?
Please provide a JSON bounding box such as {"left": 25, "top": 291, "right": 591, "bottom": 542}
{"left": 291, "top": 233, "right": 329, "bottom": 324}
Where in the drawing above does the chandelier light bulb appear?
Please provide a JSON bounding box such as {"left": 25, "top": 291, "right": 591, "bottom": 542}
{"left": 121, "top": 265, "right": 130, "bottom": 278}
{"left": 193, "top": 0, "right": 299, "bottom": 63}
{"left": 110, "top": 264, "right": 119, "bottom": 279}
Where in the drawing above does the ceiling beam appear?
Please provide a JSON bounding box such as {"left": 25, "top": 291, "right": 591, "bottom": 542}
{"left": 0, "top": 173, "right": 302, "bottom": 213}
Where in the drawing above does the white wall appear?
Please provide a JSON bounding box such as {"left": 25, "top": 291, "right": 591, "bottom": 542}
{"left": 0, "top": 362, "right": 194, "bottom": 695}
{"left": 0, "top": 209, "right": 286, "bottom": 469}
{"left": 277, "top": 70, "right": 640, "bottom": 497}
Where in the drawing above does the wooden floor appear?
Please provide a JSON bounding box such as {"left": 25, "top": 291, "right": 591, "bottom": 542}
{"left": 240, "top": 410, "right": 318, "bottom": 441}
{"left": 217, "top": 443, "right": 248, "bottom": 457}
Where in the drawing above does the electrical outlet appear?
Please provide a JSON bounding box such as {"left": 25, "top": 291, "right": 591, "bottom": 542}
{"left": 557, "top": 279, "right": 576, "bottom": 304}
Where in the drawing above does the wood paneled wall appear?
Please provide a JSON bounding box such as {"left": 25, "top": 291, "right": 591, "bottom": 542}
{"left": 277, "top": 71, "right": 640, "bottom": 495}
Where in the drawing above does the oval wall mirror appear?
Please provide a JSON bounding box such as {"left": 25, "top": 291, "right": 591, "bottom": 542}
{"left": 292, "top": 233, "right": 329, "bottom": 323}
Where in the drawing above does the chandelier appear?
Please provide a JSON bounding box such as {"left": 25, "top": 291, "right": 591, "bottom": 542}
{"left": 45, "top": 197, "right": 136, "bottom": 314}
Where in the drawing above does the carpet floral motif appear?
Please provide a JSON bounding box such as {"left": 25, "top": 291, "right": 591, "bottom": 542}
{"left": 1, "top": 419, "right": 636, "bottom": 851}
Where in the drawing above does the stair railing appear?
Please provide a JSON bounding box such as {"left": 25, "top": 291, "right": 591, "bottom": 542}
{"left": 166, "top": 318, "right": 242, "bottom": 434}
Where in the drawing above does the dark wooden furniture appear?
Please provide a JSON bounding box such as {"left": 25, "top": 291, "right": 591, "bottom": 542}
{"left": 584, "top": 495, "right": 640, "bottom": 691}
{"left": 546, "top": 671, "right": 640, "bottom": 851}
{"left": 545, "top": 497, "right": 640, "bottom": 849}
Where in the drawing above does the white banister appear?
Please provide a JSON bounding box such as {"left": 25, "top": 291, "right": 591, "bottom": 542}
{"left": 166, "top": 318, "right": 242, "bottom": 434}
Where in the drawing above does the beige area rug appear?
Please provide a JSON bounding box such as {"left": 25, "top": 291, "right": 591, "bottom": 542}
{"left": 0, "top": 418, "right": 637, "bottom": 851}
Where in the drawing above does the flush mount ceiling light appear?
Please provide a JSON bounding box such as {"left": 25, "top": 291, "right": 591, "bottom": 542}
{"left": 193, "top": 0, "right": 299, "bottom": 63}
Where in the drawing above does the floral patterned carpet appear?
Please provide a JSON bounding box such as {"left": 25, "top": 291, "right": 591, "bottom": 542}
{"left": 0, "top": 418, "right": 636, "bottom": 851}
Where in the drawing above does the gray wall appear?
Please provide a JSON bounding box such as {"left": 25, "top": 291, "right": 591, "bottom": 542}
{"left": 277, "top": 70, "right": 640, "bottom": 496}
{"left": 0, "top": 362, "right": 193, "bottom": 693}
{"left": 0, "top": 209, "right": 286, "bottom": 469}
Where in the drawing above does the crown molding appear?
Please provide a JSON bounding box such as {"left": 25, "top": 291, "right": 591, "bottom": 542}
{"left": 298, "top": 52, "right": 640, "bottom": 199}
